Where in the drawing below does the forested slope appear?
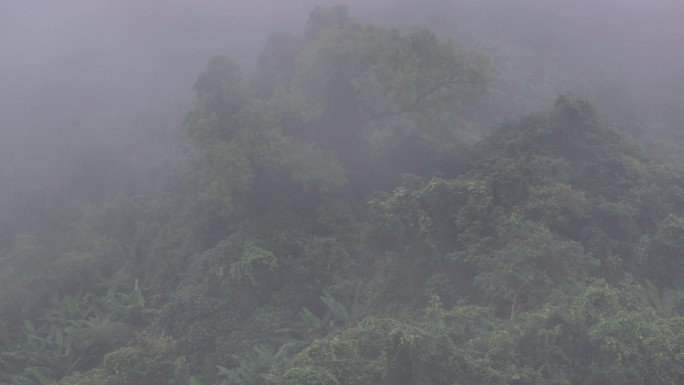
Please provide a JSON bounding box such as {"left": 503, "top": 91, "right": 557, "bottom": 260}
{"left": 1, "top": 7, "right": 683, "bottom": 385}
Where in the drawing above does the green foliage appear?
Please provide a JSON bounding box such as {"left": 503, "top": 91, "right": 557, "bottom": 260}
{"left": 296, "top": 19, "right": 489, "bottom": 119}
{"left": 466, "top": 215, "right": 596, "bottom": 318}
{"left": 186, "top": 56, "right": 246, "bottom": 144}
{"left": 57, "top": 334, "right": 188, "bottom": 385}
{"left": 643, "top": 215, "right": 684, "bottom": 285}
{"left": 299, "top": 289, "right": 358, "bottom": 341}
{"left": 226, "top": 244, "right": 277, "bottom": 285}
{"left": 280, "top": 313, "right": 509, "bottom": 385}
{"left": 516, "top": 280, "right": 684, "bottom": 384}
{"left": 4, "top": 6, "right": 684, "bottom": 385}
{"left": 214, "top": 344, "right": 288, "bottom": 385}
{"left": 292, "top": 7, "right": 490, "bottom": 185}
{"left": 11, "top": 288, "right": 143, "bottom": 381}
{"left": 185, "top": 5, "right": 490, "bottom": 199}
{"left": 279, "top": 283, "right": 684, "bottom": 385}
{"left": 190, "top": 141, "right": 254, "bottom": 217}
{"left": 319, "top": 290, "right": 351, "bottom": 324}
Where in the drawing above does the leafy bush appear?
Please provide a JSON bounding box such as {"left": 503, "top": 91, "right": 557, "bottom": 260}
{"left": 58, "top": 334, "right": 188, "bottom": 385}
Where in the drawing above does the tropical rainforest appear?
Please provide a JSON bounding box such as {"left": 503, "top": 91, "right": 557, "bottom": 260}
{"left": 2, "top": 3, "right": 684, "bottom": 385}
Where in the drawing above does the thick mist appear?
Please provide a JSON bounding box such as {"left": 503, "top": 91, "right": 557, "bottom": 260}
{"left": 378, "top": 0, "right": 684, "bottom": 132}
{"left": 3, "top": 2, "right": 684, "bottom": 383}
{"left": 1, "top": 0, "right": 683, "bottom": 193}
{"left": 1, "top": 1, "right": 315, "bottom": 167}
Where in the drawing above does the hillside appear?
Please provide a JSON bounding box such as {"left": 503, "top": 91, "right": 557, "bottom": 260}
{"left": 1, "top": 7, "right": 683, "bottom": 385}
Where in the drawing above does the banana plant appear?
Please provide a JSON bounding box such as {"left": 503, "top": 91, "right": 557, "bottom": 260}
{"left": 4, "top": 280, "right": 147, "bottom": 383}
{"left": 215, "top": 344, "right": 289, "bottom": 385}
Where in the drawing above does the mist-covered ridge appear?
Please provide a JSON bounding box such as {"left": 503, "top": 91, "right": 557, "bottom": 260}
{"left": 1, "top": 3, "right": 684, "bottom": 385}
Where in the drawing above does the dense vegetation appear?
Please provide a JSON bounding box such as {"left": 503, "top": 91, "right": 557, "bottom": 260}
{"left": 2, "top": 6, "right": 684, "bottom": 385}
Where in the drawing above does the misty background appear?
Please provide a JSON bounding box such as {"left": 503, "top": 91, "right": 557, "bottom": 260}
{"left": 3, "top": 1, "right": 684, "bottom": 383}
{"left": 1, "top": 0, "right": 683, "bottom": 198}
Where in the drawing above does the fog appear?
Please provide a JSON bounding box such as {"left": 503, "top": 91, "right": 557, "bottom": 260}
{"left": 3, "top": 2, "right": 684, "bottom": 381}
{"left": 1, "top": 0, "right": 683, "bottom": 189}
{"left": 0, "top": 1, "right": 319, "bottom": 162}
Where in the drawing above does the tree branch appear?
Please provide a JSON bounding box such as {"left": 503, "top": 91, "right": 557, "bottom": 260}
{"left": 358, "top": 73, "right": 480, "bottom": 125}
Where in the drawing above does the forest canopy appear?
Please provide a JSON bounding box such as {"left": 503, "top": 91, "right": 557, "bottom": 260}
{"left": 1, "top": 5, "right": 684, "bottom": 385}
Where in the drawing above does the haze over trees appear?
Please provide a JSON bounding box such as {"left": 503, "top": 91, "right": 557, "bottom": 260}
{"left": 1, "top": 2, "right": 684, "bottom": 385}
